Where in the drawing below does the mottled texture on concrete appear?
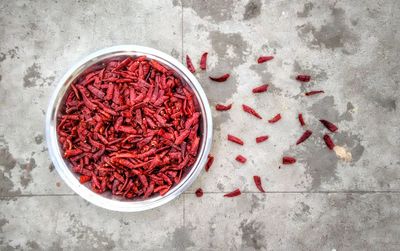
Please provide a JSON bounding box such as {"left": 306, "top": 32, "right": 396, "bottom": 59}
{"left": 1, "top": 0, "right": 400, "bottom": 250}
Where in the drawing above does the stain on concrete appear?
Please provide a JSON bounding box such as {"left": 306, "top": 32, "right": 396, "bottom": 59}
{"left": 374, "top": 97, "right": 396, "bottom": 111}
{"left": 250, "top": 194, "right": 265, "bottom": 213}
{"left": 26, "top": 240, "right": 41, "bottom": 250}
{"left": 338, "top": 102, "right": 354, "bottom": 121}
{"left": 7, "top": 47, "right": 18, "bottom": 59}
{"left": 239, "top": 219, "right": 265, "bottom": 250}
{"left": 49, "top": 163, "right": 55, "bottom": 172}
{"left": 297, "top": 7, "right": 359, "bottom": 52}
{"left": 292, "top": 61, "right": 328, "bottom": 82}
{"left": 167, "top": 225, "right": 195, "bottom": 250}
{"left": 243, "top": 0, "right": 261, "bottom": 20}
{"left": 20, "top": 158, "right": 36, "bottom": 188}
{"left": 0, "top": 146, "right": 17, "bottom": 172}
{"left": 23, "top": 63, "right": 55, "bottom": 88}
{"left": 293, "top": 202, "right": 311, "bottom": 221}
{"left": 34, "top": 134, "right": 44, "bottom": 145}
{"left": 0, "top": 218, "right": 9, "bottom": 233}
{"left": 0, "top": 52, "right": 6, "bottom": 62}
{"left": 179, "top": 0, "right": 235, "bottom": 22}
{"left": 170, "top": 48, "right": 180, "bottom": 60}
{"left": 0, "top": 171, "right": 21, "bottom": 197}
{"left": 216, "top": 182, "right": 224, "bottom": 191}
{"left": 297, "top": 2, "right": 314, "bottom": 18}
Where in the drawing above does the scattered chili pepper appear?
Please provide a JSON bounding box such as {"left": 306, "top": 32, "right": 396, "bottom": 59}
{"left": 200, "top": 52, "right": 208, "bottom": 70}
{"left": 257, "top": 56, "right": 274, "bottom": 64}
{"left": 268, "top": 113, "right": 281, "bottom": 123}
{"left": 242, "top": 104, "right": 262, "bottom": 119}
{"left": 227, "top": 134, "right": 244, "bottom": 145}
{"left": 282, "top": 156, "right": 296, "bottom": 164}
{"left": 195, "top": 188, "right": 204, "bottom": 197}
{"left": 252, "top": 84, "right": 269, "bottom": 93}
{"left": 205, "top": 154, "right": 214, "bottom": 172}
{"left": 256, "top": 135, "right": 269, "bottom": 143}
{"left": 320, "top": 119, "right": 338, "bottom": 132}
{"left": 296, "top": 130, "right": 313, "bottom": 145}
{"left": 57, "top": 56, "right": 202, "bottom": 199}
{"left": 323, "top": 134, "right": 335, "bottom": 150}
{"left": 298, "top": 113, "right": 305, "bottom": 126}
{"left": 209, "top": 73, "right": 230, "bottom": 82}
{"left": 186, "top": 55, "right": 196, "bottom": 73}
{"left": 305, "top": 90, "right": 324, "bottom": 96}
{"left": 215, "top": 103, "right": 232, "bottom": 111}
{"left": 235, "top": 155, "right": 247, "bottom": 164}
{"left": 253, "top": 176, "right": 265, "bottom": 192}
{"left": 296, "top": 75, "right": 311, "bottom": 82}
{"left": 224, "top": 188, "right": 241, "bottom": 197}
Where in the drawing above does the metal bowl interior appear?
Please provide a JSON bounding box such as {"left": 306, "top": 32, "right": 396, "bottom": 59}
{"left": 46, "top": 45, "right": 213, "bottom": 212}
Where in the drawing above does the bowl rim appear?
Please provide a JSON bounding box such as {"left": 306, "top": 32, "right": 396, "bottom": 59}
{"left": 45, "top": 45, "right": 213, "bottom": 212}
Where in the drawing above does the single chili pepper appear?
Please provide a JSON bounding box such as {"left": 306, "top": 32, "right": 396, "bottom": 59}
{"left": 224, "top": 188, "right": 241, "bottom": 197}
{"left": 199, "top": 52, "right": 208, "bottom": 70}
{"left": 186, "top": 55, "right": 196, "bottom": 73}
{"left": 256, "top": 135, "right": 269, "bottom": 143}
{"left": 296, "top": 130, "right": 313, "bottom": 145}
{"left": 323, "top": 134, "right": 335, "bottom": 150}
{"left": 296, "top": 75, "right": 311, "bottom": 82}
{"left": 257, "top": 56, "right": 274, "bottom": 64}
{"left": 227, "top": 134, "right": 244, "bottom": 145}
{"left": 205, "top": 154, "right": 214, "bottom": 172}
{"left": 215, "top": 103, "right": 232, "bottom": 111}
{"left": 305, "top": 90, "right": 324, "bottom": 96}
{"left": 320, "top": 119, "right": 338, "bottom": 132}
{"left": 235, "top": 155, "right": 247, "bottom": 164}
{"left": 79, "top": 175, "right": 91, "bottom": 184}
{"left": 298, "top": 113, "right": 305, "bottom": 126}
{"left": 209, "top": 73, "right": 230, "bottom": 82}
{"left": 195, "top": 188, "right": 203, "bottom": 197}
{"left": 253, "top": 176, "right": 265, "bottom": 192}
{"left": 268, "top": 113, "right": 281, "bottom": 123}
{"left": 242, "top": 104, "right": 262, "bottom": 119}
{"left": 282, "top": 156, "right": 296, "bottom": 164}
{"left": 252, "top": 84, "right": 269, "bottom": 93}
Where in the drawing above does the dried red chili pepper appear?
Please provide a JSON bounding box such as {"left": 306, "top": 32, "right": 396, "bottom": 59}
{"left": 186, "top": 55, "right": 196, "bottom": 73}
{"left": 224, "top": 188, "right": 241, "bottom": 197}
{"left": 242, "top": 104, "right": 262, "bottom": 119}
{"left": 79, "top": 175, "right": 91, "bottom": 184}
{"left": 298, "top": 113, "right": 305, "bottom": 126}
{"left": 256, "top": 135, "right": 269, "bottom": 143}
{"left": 215, "top": 103, "right": 232, "bottom": 111}
{"left": 195, "top": 188, "right": 203, "bottom": 197}
{"left": 252, "top": 84, "right": 269, "bottom": 93}
{"left": 227, "top": 134, "right": 244, "bottom": 145}
{"left": 320, "top": 119, "right": 338, "bottom": 132}
{"left": 296, "top": 130, "right": 313, "bottom": 145}
{"left": 205, "top": 154, "right": 214, "bottom": 172}
{"left": 268, "top": 113, "right": 281, "bottom": 123}
{"left": 257, "top": 56, "right": 274, "bottom": 64}
{"left": 200, "top": 52, "right": 208, "bottom": 70}
{"left": 209, "top": 73, "right": 230, "bottom": 82}
{"left": 282, "top": 156, "right": 296, "bottom": 164}
{"left": 305, "top": 90, "right": 324, "bottom": 96}
{"left": 235, "top": 155, "right": 247, "bottom": 164}
{"left": 253, "top": 176, "right": 265, "bottom": 192}
{"left": 296, "top": 75, "right": 311, "bottom": 82}
{"left": 323, "top": 134, "right": 335, "bottom": 150}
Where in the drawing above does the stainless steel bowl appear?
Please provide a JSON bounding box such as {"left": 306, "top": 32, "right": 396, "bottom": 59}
{"left": 46, "top": 45, "right": 213, "bottom": 212}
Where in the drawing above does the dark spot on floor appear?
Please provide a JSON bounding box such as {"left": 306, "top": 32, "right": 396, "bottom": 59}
{"left": 297, "top": 2, "right": 313, "bottom": 18}
{"left": 250, "top": 194, "right": 265, "bottom": 213}
{"left": 170, "top": 48, "right": 180, "bottom": 60}
{"left": 20, "top": 158, "right": 36, "bottom": 188}
{"left": 0, "top": 171, "right": 21, "bottom": 197}
{"left": 7, "top": 47, "right": 18, "bottom": 59}
{"left": 49, "top": 163, "right": 55, "bottom": 172}
{"left": 239, "top": 219, "right": 265, "bottom": 250}
{"left": 0, "top": 218, "right": 9, "bottom": 233}
{"left": 338, "top": 102, "right": 354, "bottom": 121}
{"left": 56, "top": 182, "right": 61, "bottom": 187}
{"left": 292, "top": 202, "right": 311, "bottom": 221}
{"left": 243, "top": 0, "right": 261, "bottom": 20}
{"left": 0, "top": 146, "right": 17, "bottom": 172}
{"left": 26, "top": 240, "right": 41, "bottom": 250}
{"left": 216, "top": 182, "right": 224, "bottom": 191}
{"left": 374, "top": 97, "right": 396, "bottom": 111}
{"left": 167, "top": 225, "right": 195, "bottom": 250}
{"left": 34, "top": 134, "right": 44, "bottom": 145}
{"left": 180, "top": 0, "right": 235, "bottom": 22}
{"left": 23, "top": 63, "right": 41, "bottom": 88}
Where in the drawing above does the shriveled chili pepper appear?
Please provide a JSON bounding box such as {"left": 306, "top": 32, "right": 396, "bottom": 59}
{"left": 227, "top": 134, "right": 244, "bottom": 145}
{"left": 256, "top": 135, "right": 269, "bottom": 143}
{"left": 298, "top": 113, "right": 305, "bottom": 126}
{"left": 253, "top": 176, "right": 265, "bottom": 192}
{"left": 323, "top": 134, "right": 335, "bottom": 150}
{"left": 200, "top": 52, "right": 208, "bottom": 70}
{"left": 320, "top": 119, "right": 338, "bottom": 132}
{"left": 209, "top": 73, "right": 230, "bottom": 82}
{"left": 296, "top": 130, "right": 313, "bottom": 145}
{"left": 186, "top": 55, "right": 196, "bottom": 73}
{"left": 205, "top": 154, "right": 214, "bottom": 172}
{"left": 215, "top": 103, "right": 232, "bottom": 111}
{"left": 235, "top": 155, "right": 247, "bottom": 164}
{"left": 252, "top": 84, "right": 269, "bottom": 93}
{"left": 282, "top": 156, "right": 296, "bottom": 164}
{"left": 268, "top": 113, "right": 281, "bottom": 123}
{"left": 224, "top": 188, "right": 241, "bottom": 197}
{"left": 79, "top": 175, "right": 91, "bottom": 184}
{"left": 305, "top": 90, "right": 324, "bottom": 96}
{"left": 257, "top": 56, "right": 274, "bottom": 64}
{"left": 296, "top": 75, "right": 311, "bottom": 82}
{"left": 195, "top": 188, "right": 203, "bottom": 197}
{"left": 242, "top": 104, "right": 262, "bottom": 119}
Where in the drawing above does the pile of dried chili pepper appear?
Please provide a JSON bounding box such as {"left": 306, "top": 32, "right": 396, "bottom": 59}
{"left": 57, "top": 56, "right": 202, "bottom": 199}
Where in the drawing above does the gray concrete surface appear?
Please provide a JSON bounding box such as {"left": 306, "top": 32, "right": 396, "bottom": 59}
{"left": 0, "top": 0, "right": 399, "bottom": 250}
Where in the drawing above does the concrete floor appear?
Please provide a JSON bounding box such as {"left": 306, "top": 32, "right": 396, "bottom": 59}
{"left": 1, "top": 0, "right": 399, "bottom": 250}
